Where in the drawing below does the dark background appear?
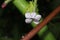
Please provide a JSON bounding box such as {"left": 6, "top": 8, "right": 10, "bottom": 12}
{"left": 0, "top": 0, "right": 60, "bottom": 40}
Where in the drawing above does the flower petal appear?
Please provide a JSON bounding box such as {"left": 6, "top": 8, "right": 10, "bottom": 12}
{"left": 34, "top": 15, "right": 41, "bottom": 21}
{"left": 25, "top": 18, "right": 32, "bottom": 23}
{"left": 31, "top": 12, "right": 36, "bottom": 18}
{"left": 25, "top": 12, "right": 31, "bottom": 18}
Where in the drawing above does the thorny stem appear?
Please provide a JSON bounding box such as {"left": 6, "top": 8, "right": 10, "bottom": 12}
{"left": 21, "top": 6, "right": 60, "bottom": 40}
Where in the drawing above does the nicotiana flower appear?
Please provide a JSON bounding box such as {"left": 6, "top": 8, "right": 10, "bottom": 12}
{"left": 25, "top": 12, "right": 42, "bottom": 24}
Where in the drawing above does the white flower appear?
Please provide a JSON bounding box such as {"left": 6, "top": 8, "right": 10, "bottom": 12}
{"left": 33, "top": 15, "right": 41, "bottom": 24}
{"left": 31, "top": 12, "right": 36, "bottom": 18}
{"left": 25, "top": 12, "right": 31, "bottom": 18}
{"left": 25, "top": 12, "right": 42, "bottom": 24}
{"left": 34, "top": 15, "right": 41, "bottom": 21}
{"left": 25, "top": 18, "right": 32, "bottom": 23}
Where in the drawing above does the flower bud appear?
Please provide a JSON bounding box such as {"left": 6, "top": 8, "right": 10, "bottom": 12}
{"left": 1, "top": 0, "right": 11, "bottom": 8}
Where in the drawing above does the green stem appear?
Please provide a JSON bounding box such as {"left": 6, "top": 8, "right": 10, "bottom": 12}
{"left": 13, "top": 0, "right": 29, "bottom": 14}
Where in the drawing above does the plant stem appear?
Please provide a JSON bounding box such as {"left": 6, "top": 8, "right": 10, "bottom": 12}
{"left": 13, "top": 0, "right": 29, "bottom": 14}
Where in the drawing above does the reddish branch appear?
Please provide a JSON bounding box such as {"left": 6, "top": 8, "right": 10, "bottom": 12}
{"left": 21, "top": 6, "right": 60, "bottom": 40}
